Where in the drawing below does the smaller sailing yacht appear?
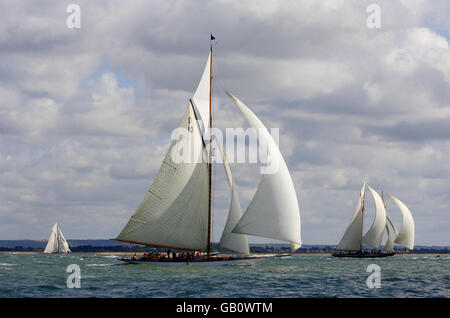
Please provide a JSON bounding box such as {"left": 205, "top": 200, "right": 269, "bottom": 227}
{"left": 43, "top": 223, "right": 71, "bottom": 254}
{"left": 332, "top": 181, "right": 415, "bottom": 258}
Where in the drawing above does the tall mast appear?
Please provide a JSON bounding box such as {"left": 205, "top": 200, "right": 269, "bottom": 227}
{"left": 207, "top": 44, "right": 213, "bottom": 258}
{"left": 360, "top": 189, "right": 365, "bottom": 251}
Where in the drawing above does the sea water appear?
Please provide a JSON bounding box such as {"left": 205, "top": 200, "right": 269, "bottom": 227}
{"left": 0, "top": 254, "right": 448, "bottom": 297}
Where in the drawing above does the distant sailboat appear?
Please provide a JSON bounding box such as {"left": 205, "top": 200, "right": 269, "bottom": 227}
{"left": 113, "top": 45, "right": 301, "bottom": 266}
{"left": 332, "top": 181, "right": 415, "bottom": 258}
{"left": 43, "top": 223, "right": 71, "bottom": 254}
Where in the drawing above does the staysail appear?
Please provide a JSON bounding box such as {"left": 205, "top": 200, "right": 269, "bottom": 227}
{"left": 362, "top": 186, "right": 387, "bottom": 249}
{"left": 57, "top": 226, "right": 70, "bottom": 253}
{"left": 337, "top": 181, "right": 366, "bottom": 251}
{"left": 44, "top": 223, "right": 71, "bottom": 253}
{"left": 386, "top": 215, "right": 399, "bottom": 236}
{"left": 226, "top": 92, "right": 301, "bottom": 246}
{"left": 385, "top": 193, "right": 415, "bottom": 250}
{"left": 115, "top": 103, "right": 210, "bottom": 251}
{"left": 217, "top": 142, "right": 250, "bottom": 254}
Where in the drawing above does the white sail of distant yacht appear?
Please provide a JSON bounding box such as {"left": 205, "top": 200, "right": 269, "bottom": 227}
{"left": 113, "top": 44, "right": 301, "bottom": 265}
{"left": 383, "top": 224, "right": 394, "bottom": 252}
{"left": 334, "top": 181, "right": 415, "bottom": 258}
{"left": 382, "top": 197, "right": 398, "bottom": 252}
{"left": 43, "top": 223, "right": 71, "bottom": 254}
{"left": 336, "top": 181, "right": 366, "bottom": 251}
{"left": 362, "top": 186, "right": 387, "bottom": 249}
{"left": 385, "top": 193, "right": 415, "bottom": 250}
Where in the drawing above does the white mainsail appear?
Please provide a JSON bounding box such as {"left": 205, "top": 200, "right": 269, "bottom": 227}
{"left": 362, "top": 186, "right": 387, "bottom": 249}
{"left": 115, "top": 103, "right": 210, "bottom": 251}
{"left": 44, "top": 223, "right": 71, "bottom": 254}
{"left": 337, "top": 181, "right": 366, "bottom": 251}
{"left": 385, "top": 193, "right": 415, "bottom": 250}
{"left": 382, "top": 197, "right": 396, "bottom": 252}
{"left": 217, "top": 143, "right": 250, "bottom": 254}
{"left": 192, "top": 51, "right": 212, "bottom": 134}
{"left": 226, "top": 92, "right": 301, "bottom": 246}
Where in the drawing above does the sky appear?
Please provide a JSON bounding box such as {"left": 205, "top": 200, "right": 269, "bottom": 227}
{"left": 0, "top": 0, "right": 449, "bottom": 245}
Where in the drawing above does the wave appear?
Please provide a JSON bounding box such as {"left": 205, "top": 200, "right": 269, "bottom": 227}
{"left": 86, "top": 263, "right": 111, "bottom": 267}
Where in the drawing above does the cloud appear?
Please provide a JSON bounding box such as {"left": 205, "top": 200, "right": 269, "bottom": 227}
{"left": 0, "top": 0, "right": 449, "bottom": 245}
{"left": 365, "top": 118, "right": 450, "bottom": 142}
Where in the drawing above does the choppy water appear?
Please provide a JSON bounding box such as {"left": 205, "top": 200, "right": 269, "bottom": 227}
{"left": 0, "top": 253, "right": 448, "bottom": 297}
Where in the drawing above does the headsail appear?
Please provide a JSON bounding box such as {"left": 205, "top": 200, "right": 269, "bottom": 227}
{"left": 385, "top": 193, "right": 415, "bottom": 250}
{"left": 217, "top": 142, "right": 249, "bottom": 254}
{"left": 337, "top": 181, "right": 366, "bottom": 251}
{"left": 56, "top": 226, "right": 71, "bottom": 253}
{"left": 44, "top": 223, "right": 71, "bottom": 253}
{"left": 386, "top": 215, "right": 399, "bottom": 236}
{"left": 226, "top": 92, "right": 301, "bottom": 245}
{"left": 115, "top": 103, "right": 210, "bottom": 251}
{"left": 383, "top": 224, "right": 394, "bottom": 252}
{"left": 362, "top": 186, "right": 387, "bottom": 249}
{"left": 382, "top": 195, "right": 396, "bottom": 252}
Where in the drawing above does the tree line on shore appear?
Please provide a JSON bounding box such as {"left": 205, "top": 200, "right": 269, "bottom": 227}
{"left": 1, "top": 244, "right": 448, "bottom": 254}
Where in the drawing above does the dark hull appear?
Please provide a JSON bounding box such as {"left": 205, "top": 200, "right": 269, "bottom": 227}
{"left": 332, "top": 251, "right": 395, "bottom": 258}
{"left": 117, "top": 256, "right": 261, "bottom": 266}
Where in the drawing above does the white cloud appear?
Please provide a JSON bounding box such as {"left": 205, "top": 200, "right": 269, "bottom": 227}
{"left": 0, "top": 0, "right": 449, "bottom": 245}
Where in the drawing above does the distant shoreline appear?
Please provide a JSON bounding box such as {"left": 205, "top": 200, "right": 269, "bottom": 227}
{"left": 0, "top": 251, "right": 446, "bottom": 257}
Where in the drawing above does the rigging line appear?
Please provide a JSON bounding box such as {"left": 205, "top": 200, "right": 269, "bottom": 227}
{"left": 382, "top": 191, "right": 397, "bottom": 235}
{"left": 209, "top": 39, "right": 230, "bottom": 106}
{"left": 211, "top": 157, "right": 216, "bottom": 244}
